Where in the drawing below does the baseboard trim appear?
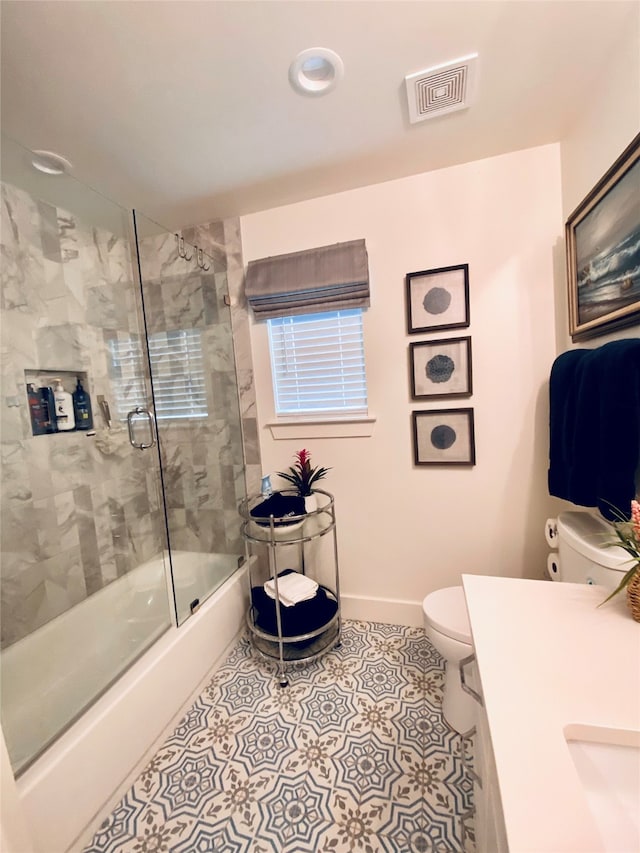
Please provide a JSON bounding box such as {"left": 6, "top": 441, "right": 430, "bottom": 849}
{"left": 341, "top": 594, "right": 423, "bottom": 628}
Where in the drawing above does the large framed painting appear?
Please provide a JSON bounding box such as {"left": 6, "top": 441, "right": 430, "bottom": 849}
{"left": 566, "top": 134, "right": 640, "bottom": 341}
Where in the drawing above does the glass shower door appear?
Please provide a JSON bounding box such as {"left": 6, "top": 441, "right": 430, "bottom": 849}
{"left": 133, "top": 210, "right": 247, "bottom": 623}
{"left": 0, "top": 137, "right": 172, "bottom": 774}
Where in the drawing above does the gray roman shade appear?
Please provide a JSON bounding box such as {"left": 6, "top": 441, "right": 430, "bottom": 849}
{"left": 245, "top": 239, "right": 370, "bottom": 319}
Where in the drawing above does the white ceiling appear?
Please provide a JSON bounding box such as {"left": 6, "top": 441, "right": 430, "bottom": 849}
{"left": 1, "top": 1, "right": 637, "bottom": 229}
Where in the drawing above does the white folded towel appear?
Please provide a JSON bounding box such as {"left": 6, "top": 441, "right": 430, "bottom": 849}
{"left": 264, "top": 571, "right": 318, "bottom": 607}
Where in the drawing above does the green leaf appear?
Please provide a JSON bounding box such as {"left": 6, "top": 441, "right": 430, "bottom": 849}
{"left": 599, "top": 565, "right": 639, "bottom": 606}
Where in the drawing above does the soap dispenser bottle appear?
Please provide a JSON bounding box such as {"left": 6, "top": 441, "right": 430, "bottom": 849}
{"left": 53, "top": 379, "right": 75, "bottom": 431}
{"left": 72, "top": 377, "right": 93, "bottom": 430}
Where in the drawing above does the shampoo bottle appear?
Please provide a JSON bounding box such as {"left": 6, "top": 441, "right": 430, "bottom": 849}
{"left": 72, "top": 377, "right": 93, "bottom": 430}
{"left": 53, "top": 379, "right": 75, "bottom": 431}
{"left": 26, "top": 384, "right": 47, "bottom": 435}
{"left": 39, "top": 386, "right": 57, "bottom": 433}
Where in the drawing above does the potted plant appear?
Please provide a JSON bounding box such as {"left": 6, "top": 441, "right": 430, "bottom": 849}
{"left": 277, "top": 449, "right": 331, "bottom": 512}
{"left": 601, "top": 499, "right": 640, "bottom": 621}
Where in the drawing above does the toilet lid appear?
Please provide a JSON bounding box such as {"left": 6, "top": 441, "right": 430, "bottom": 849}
{"left": 423, "top": 586, "right": 472, "bottom": 644}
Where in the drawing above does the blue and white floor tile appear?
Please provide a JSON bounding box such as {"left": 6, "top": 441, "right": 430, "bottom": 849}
{"left": 82, "top": 621, "right": 475, "bottom": 853}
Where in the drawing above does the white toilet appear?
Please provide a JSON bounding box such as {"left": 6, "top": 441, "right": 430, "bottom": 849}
{"left": 554, "top": 511, "right": 630, "bottom": 590}
{"left": 422, "top": 586, "right": 475, "bottom": 734}
{"left": 422, "top": 510, "right": 630, "bottom": 734}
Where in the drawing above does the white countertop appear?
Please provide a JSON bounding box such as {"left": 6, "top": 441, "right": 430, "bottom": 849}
{"left": 462, "top": 574, "right": 640, "bottom": 853}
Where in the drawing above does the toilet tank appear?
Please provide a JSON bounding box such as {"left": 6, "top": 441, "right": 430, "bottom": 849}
{"left": 557, "top": 511, "right": 631, "bottom": 591}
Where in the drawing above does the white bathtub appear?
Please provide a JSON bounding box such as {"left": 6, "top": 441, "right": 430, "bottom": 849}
{"left": 3, "top": 553, "right": 248, "bottom": 853}
{"left": 170, "top": 549, "right": 244, "bottom": 623}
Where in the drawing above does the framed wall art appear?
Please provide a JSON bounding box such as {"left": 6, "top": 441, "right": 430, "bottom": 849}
{"left": 566, "top": 133, "right": 640, "bottom": 341}
{"left": 411, "top": 408, "right": 476, "bottom": 466}
{"left": 409, "top": 336, "right": 472, "bottom": 399}
{"left": 406, "top": 264, "right": 470, "bottom": 334}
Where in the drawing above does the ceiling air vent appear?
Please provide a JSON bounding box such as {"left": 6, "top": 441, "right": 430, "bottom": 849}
{"left": 405, "top": 54, "right": 478, "bottom": 124}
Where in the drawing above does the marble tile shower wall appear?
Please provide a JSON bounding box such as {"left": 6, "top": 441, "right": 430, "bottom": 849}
{"left": 180, "top": 218, "right": 261, "bottom": 498}
{"left": 220, "top": 217, "right": 262, "bottom": 499}
{"left": 135, "top": 219, "right": 253, "bottom": 557}
{"left": 0, "top": 182, "right": 165, "bottom": 649}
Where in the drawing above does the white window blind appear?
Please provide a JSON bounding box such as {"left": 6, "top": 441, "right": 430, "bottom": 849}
{"left": 109, "top": 329, "right": 208, "bottom": 421}
{"left": 267, "top": 309, "right": 368, "bottom": 416}
{"left": 109, "top": 337, "right": 146, "bottom": 419}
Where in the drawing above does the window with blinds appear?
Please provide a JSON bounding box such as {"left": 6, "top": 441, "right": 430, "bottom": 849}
{"left": 267, "top": 309, "right": 368, "bottom": 416}
{"left": 109, "top": 329, "right": 208, "bottom": 421}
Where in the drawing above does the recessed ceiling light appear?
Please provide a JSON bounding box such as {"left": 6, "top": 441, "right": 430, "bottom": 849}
{"left": 289, "top": 48, "right": 344, "bottom": 97}
{"left": 30, "top": 150, "right": 73, "bottom": 176}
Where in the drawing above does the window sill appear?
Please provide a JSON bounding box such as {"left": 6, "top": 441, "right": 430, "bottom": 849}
{"left": 266, "top": 417, "right": 377, "bottom": 440}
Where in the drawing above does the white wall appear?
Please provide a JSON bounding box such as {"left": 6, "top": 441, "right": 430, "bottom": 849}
{"left": 560, "top": 17, "right": 639, "bottom": 223}
{"left": 242, "top": 144, "right": 563, "bottom": 623}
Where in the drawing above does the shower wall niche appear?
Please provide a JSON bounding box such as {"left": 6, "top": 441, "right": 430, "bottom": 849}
{"left": 24, "top": 369, "right": 93, "bottom": 435}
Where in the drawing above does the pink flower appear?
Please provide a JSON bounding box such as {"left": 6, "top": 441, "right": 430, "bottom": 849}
{"left": 276, "top": 449, "right": 331, "bottom": 497}
{"left": 632, "top": 499, "right": 640, "bottom": 539}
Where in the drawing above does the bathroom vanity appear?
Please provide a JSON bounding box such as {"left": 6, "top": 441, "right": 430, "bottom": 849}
{"left": 462, "top": 574, "right": 640, "bottom": 853}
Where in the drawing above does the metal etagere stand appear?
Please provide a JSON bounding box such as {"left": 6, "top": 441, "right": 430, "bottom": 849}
{"left": 239, "top": 488, "right": 341, "bottom": 687}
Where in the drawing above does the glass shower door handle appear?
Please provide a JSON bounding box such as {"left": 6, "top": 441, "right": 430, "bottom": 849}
{"left": 127, "top": 407, "right": 157, "bottom": 450}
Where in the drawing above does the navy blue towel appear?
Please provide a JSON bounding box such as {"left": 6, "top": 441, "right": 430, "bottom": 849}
{"left": 548, "top": 338, "right": 640, "bottom": 520}
{"left": 250, "top": 492, "right": 306, "bottom": 525}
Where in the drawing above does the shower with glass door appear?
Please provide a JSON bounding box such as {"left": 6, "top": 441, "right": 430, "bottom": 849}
{"left": 0, "top": 135, "right": 247, "bottom": 775}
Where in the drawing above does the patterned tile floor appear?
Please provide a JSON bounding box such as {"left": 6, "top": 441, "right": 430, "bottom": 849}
{"left": 82, "top": 621, "right": 475, "bottom": 853}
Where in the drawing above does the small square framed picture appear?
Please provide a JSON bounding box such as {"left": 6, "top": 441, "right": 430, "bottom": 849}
{"left": 412, "top": 408, "right": 476, "bottom": 466}
{"left": 409, "top": 336, "right": 472, "bottom": 399}
{"left": 406, "top": 264, "right": 470, "bottom": 334}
